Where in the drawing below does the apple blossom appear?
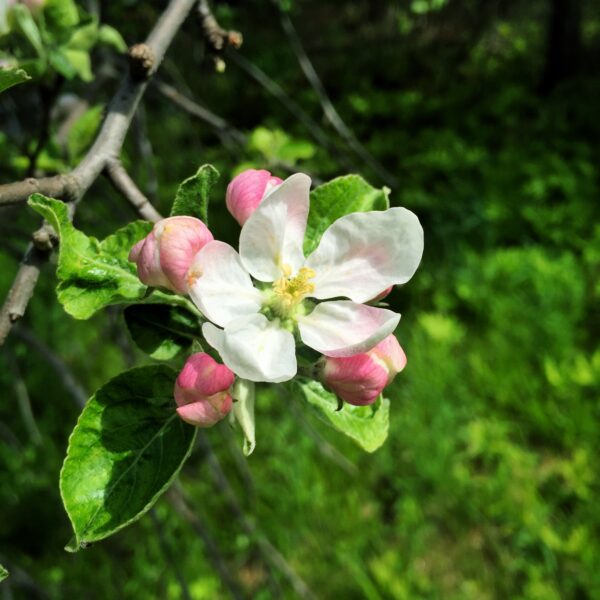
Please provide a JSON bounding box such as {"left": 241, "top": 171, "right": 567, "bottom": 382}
{"left": 174, "top": 353, "right": 235, "bottom": 427}
{"left": 187, "top": 173, "right": 424, "bottom": 384}
{"left": 321, "top": 334, "right": 407, "bottom": 406}
{"left": 128, "top": 216, "right": 213, "bottom": 294}
{"left": 225, "top": 169, "right": 283, "bottom": 226}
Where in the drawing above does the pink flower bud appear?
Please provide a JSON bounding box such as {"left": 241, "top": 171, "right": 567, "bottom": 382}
{"left": 226, "top": 169, "right": 283, "bottom": 226}
{"left": 321, "top": 335, "right": 407, "bottom": 406}
{"left": 174, "top": 353, "right": 235, "bottom": 427}
{"left": 370, "top": 286, "right": 393, "bottom": 303}
{"left": 129, "top": 216, "right": 213, "bottom": 294}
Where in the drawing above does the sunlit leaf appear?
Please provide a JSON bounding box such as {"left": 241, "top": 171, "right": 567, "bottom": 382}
{"left": 60, "top": 366, "right": 196, "bottom": 550}
{"left": 304, "top": 174, "right": 390, "bottom": 254}
{"left": 170, "top": 164, "right": 218, "bottom": 225}
{"left": 294, "top": 379, "right": 390, "bottom": 452}
{"left": 28, "top": 194, "right": 152, "bottom": 319}
{"left": 0, "top": 66, "right": 31, "bottom": 94}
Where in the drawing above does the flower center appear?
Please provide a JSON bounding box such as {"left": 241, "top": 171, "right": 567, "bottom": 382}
{"left": 273, "top": 266, "right": 316, "bottom": 309}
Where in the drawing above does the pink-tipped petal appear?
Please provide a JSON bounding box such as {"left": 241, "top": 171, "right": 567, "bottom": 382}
{"left": 322, "top": 353, "right": 389, "bottom": 406}
{"left": 157, "top": 217, "right": 214, "bottom": 294}
{"left": 176, "top": 393, "right": 233, "bottom": 427}
{"left": 226, "top": 169, "right": 283, "bottom": 226}
{"left": 134, "top": 232, "right": 172, "bottom": 289}
{"left": 174, "top": 353, "right": 235, "bottom": 427}
{"left": 305, "top": 207, "right": 424, "bottom": 303}
{"left": 298, "top": 300, "right": 400, "bottom": 358}
{"left": 371, "top": 334, "right": 407, "bottom": 383}
{"left": 239, "top": 173, "right": 311, "bottom": 282}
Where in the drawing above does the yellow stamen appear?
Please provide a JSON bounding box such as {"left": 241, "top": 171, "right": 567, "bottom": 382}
{"left": 272, "top": 266, "right": 316, "bottom": 310}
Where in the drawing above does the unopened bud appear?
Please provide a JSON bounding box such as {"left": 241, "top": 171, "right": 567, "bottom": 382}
{"left": 321, "top": 334, "right": 407, "bottom": 406}
{"left": 174, "top": 353, "right": 235, "bottom": 427}
{"left": 225, "top": 169, "right": 283, "bottom": 226}
{"left": 129, "top": 216, "right": 213, "bottom": 294}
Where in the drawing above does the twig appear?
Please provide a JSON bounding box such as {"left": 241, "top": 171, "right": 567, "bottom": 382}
{"left": 132, "top": 104, "right": 160, "bottom": 201}
{"left": 228, "top": 50, "right": 357, "bottom": 174}
{"left": 197, "top": 0, "right": 243, "bottom": 71}
{"left": 12, "top": 325, "right": 88, "bottom": 408}
{"left": 154, "top": 79, "right": 246, "bottom": 145}
{"left": 7, "top": 353, "right": 43, "bottom": 445}
{"left": 105, "top": 159, "right": 163, "bottom": 223}
{"left": 154, "top": 80, "right": 323, "bottom": 184}
{"left": 277, "top": 6, "right": 398, "bottom": 187}
{"left": 169, "top": 483, "right": 246, "bottom": 600}
{"left": 0, "top": 0, "right": 197, "bottom": 346}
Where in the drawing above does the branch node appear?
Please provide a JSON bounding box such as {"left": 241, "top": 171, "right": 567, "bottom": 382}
{"left": 129, "top": 43, "right": 155, "bottom": 80}
{"left": 32, "top": 225, "right": 58, "bottom": 251}
{"left": 197, "top": 0, "right": 243, "bottom": 69}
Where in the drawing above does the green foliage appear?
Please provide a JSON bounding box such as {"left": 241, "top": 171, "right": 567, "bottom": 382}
{"left": 304, "top": 174, "right": 390, "bottom": 254}
{"left": 294, "top": 379, "right": 390, "bottom": 452}
{"left": 60, "top": 366, "right": 196, "bottom": 550}
{"left": 0, "top": 564, "right": 7, "bottom": 582}
{"left": 0, "top": 65, "right": 31, "bottom": 94}
{"left": 170, "top": 164, "right": 219, "bottom": 224}
{"left": 124, "top": 304, "right": 201, "bottom": 361}
{"left": 28, "top": 195, "right": 152, "bottom": 319}
{"left": 44, "top": 0, "right": 79, "bottom": 31}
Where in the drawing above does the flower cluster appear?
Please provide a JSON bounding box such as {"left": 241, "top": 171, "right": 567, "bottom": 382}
{"left": 129, "top": 169, "right": 424, "bottom": 427}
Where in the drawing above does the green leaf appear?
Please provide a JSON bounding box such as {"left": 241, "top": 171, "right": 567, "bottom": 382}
{"left": 304, "top": 175, "right": 390, "bottom": 254}
{"left": 44, "top": 0, "right": 80, "bottom": 30}
{"left": 67, "top": 104, "right": 103, "bottom": 165}
{"left": 60, "top": 365, "right": 196, "bottom": 549}
{"left": 170, "top": 164, "right": 219, "bottom": 225}
{"left": 0, "top": 66, "right": 31, "bottom": 94}
{"left": 98, "top": 25, "right": 127, "bottom": 52}
{"left": 66, "top": 21, "right": 99, "bottom": 52}
{"left": 11, "top": 4, "right": 44, "bottom": 57}
{"left": 0, "top": 564, "right": 8, "bottom": 582}
{"left": 28, "top": 194, "right": 152, "bottom": 319}
{"left": 62, "top": 48, "right": 92, "bottom": 81}
{"left": 124, "top": 304, "right": 201, "bottom": 361}
{"left": 295, "top": 379, "right": 390, "bottom": 453}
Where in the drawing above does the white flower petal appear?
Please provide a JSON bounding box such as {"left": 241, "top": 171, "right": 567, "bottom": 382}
{"left": 188, "top": 241, "right": 262, "bottom": 327}
{"left": 298, "top": 300, "right": 400, "bottom": 357}
{"left": 305, "top": 207, "right": 424, "bottom": 302}
{"left": 239, "top": 173, "right": 311, "bottom": 282}
{"left": 202, "top": 315, "right": 297, "bottom": 383}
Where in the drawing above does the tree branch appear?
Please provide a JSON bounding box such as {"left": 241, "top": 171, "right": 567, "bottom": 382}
{"left": 105, "top": 159, "right": 163, "bottom": 223}
{"left": 277, "top": 5, "right": 398, "bottom": 187}
{"left": 0, "top": 0, "right": 197, "bottom": 346}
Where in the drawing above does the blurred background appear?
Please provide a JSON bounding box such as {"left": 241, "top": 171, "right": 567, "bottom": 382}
{"left": 1, "top": 0, "right": 600, "bottom": 598}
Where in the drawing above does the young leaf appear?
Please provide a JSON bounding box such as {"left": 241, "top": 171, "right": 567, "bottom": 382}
{"left": 44, "top": 0, "right": 80, "bottom": 30}
{"left": 124, "top": 304, "right": 201, "bottom": 361}
{"left": 98, "top": 25, "right": 127, "bottom": 53}
{"left": 0, "top": 66, "right": 31, "bottom": 95}
{"left": 304, "top": 175, "right": 390, "bottom": 254}
{"left": 170, "top": 164, "right": 218, "bottom": 224}
{"left": 60, "top": 365, "right": 196, "bottom": 550}
{"left": 0, "top": 564, "right": 8, "bottom": 582}
{"left": 11, "top": 4, "right": 44, "bottom": 57}
{"left": 294, "top": 379, "right": 390, "bottom": 453}
{"left": 28, "top": 194, "right": 152, "bottom": 319}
